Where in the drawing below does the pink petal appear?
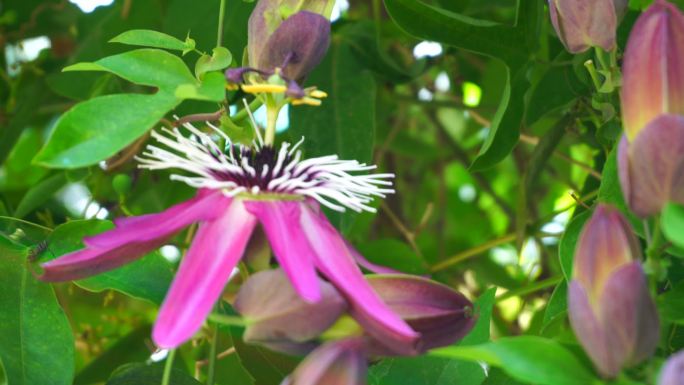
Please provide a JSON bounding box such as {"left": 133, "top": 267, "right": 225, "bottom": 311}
{"left": 152, "top": 199, "right": 257, "bottom": 348}
{"left": 621, "top": 0, "right": 684, "bottom": 139}
{"left": 298, "top": 203, "right": 419, "bottom": 355}
{"left": 568, "top": 280, "right": 618, "bottom": 378}
{"left": 85, "top": 190, "right": 229, "bottom": 249}
{"left": 39, "top": 237, "right": 170, "bottom": 282}
{"left": 623, "top": 114, "right": 684, "bottom": 217}
{"left": 598, "top": 263, "right": 659, "bottom": 366}
{"left": 243, "top": 200, "right": 322, "bottom": 303}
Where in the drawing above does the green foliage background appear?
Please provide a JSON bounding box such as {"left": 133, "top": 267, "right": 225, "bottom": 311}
{"left": 1, "top": 0, "right": 684, "bottom": 384}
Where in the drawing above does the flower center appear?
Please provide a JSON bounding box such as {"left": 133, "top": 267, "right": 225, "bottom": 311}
{"left": 136, "top": 122, "right": 394, "bottom": 213}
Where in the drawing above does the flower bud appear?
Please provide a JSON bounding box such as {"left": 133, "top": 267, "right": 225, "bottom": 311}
{"left": 248, "top": 0, "right": 332, "bottom": 81}
{"left": 281, "top": 338, "right": 367, "bottom": 385}
{"left": 621, "top": 0, "right": 684, "bottom": 140}
{"left": 548, "top": 0, "right": 619, "bottom": 53}
{"left": 659, "top": 350, "right": 684, "bottom": 385}
{"left": 364, "top": 275, "right": 475, "bottom": 356}
{"left": 618, "top": 114, "right": 684, "bottom": 217}
{"left": 568, "top": 205, "right": 659, "bottom": 378}
{"left": 234, "top": 269, "right": 347, "bottom": 355}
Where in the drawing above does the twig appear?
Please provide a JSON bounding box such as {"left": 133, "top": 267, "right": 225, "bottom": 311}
{"left": 496, "top": 275, "right": 563, "bottom": 302}
{"left": 431, "top": 233, "right": 517, "bottom": 272}
{"left": 380, "top": 201, "right": 422, "bottom": 257}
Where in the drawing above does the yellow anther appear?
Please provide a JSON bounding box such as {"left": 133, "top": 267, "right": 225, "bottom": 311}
{"left": 310, "top": 90, "right": 328, "bottom": 98}
{"left": 292, "top": 97, "right": 322, "bottom": 106}
{"left": 225, "top": 84, "right": 240, "bottom": 91}
{"left": 241, "top": 84, "right": 288, "bottom": 94}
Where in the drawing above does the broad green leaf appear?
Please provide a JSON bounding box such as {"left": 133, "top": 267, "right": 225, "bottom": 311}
{"left": 175, "top": 71, "right": 227, "bottom": 102}
{"left": 231, "top": 328, "right": 299, "bottom": 385}
{"left": 0, "top": 76, "right": 46, "bottom": 166}
{"left": 0, "top": 236, "right": 74, "bottom": 385}
{"left": 289, "top": 37, "right": 376, "bottom": 163}
{"left": 559, "top": 211, "right": 591, "bottom": 280}
{"left": 106, "top": 363, "right": 201, "bottom": 385}
{"left": 432, "top": 337, "right": 597, "bottom": 385}
{"left": 658, "top": 281, "right": 684, "bottom": 323}
{"left": 63, "top": 49, "right": 195, "bottom": 91}
{"left": 0, "top": 128, "right": 48, "bottom": 191}
{"left": 34, "top": 49, "right": 208, "bottom": 168}
{"left": 542, "top": 281, "right": 568, "bottom": 329}
{"left": 662, "top": 203, "right": 684, "bottom": 249}
{"left": 110, "top": 29, "right": 191, "bottom": 52}
{"left": 41, "top": 220, "right": 174, "bottom": 305}
{"left": 462, "top": 287, "right": 497, "bottom": 345}
{"left": 195, "top": 47, "right": 232, "bottom": 79}
{"left": 13, "top": 173, "right": 68, "bottom": 218}
{"left": 34, "top": 93, "right": 178, "bottom": 168}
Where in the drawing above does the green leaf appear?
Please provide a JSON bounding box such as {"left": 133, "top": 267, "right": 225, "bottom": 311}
{"left": 34, "top": 93, "right": 178, "bottom": 168}
{"left": 290, "top": 37, "right": 376, "bottom": 163}
{"left": 0, "top": 128, "right": 49, "bottom": 191}
{"left": 559, "top": 211, "right": 591, "bottom": 280}
{"left": 542, "top": 281, "right": 568, "bottom": 329}
{"left": 0, "top": 237, "right": 74, "bottom": 385}
{"left": 658, "top": 280, "right": 684, "bottom": 323}
{"left": 110, "top": 29, "right": 191, "bottom": 52}
{"left": 195, "top": 47, "right": 232, "bottom": 79}
{"left": 662, "top": 203, "right": 684, "bottom": 249}
{"left": 34, "top": 49, "right": 204, "bottom": 168}
{"left": 432, "top": 337, "right": 597, "bottom": 385}
{"left": 175, "top": 71, "right": 227, "bottom": 102}
{"left": 231, "top": 329, "right": 299, "bottom": 385}
{"left": 106, "top": 363, "right": 201, "bottom": 385}
{"left": 462, "top": 287, "right": 497, "bottom": 345}
{"left": 41, "top": 220, "right": 174, "bottom": 305}
{"left": 13, "top": 173, "right": 68, "bottom": 218}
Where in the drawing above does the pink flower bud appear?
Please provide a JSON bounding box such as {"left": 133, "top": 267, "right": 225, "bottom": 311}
{"left": 548, "top": 0, "right": 619, "bottom": 53}
{"left": 363, "top": 275, "right": 475, "bottom": 356}
{"left": 568, "top": 205, "right": 659, "bottom": 378}
{"left": 281, "top": 338, "right": 367, "bottom": 385}
{"left": 618, "top": 114, "right": 684, "bottom": 217}
{"left": 234, "top": 269, "right": 347, "bottom": 355}
{"left": 621, "top": 0, "right": 684, "bottom": 140}
{"left": 659, "top": 350, "right": 684, "bottom": 385}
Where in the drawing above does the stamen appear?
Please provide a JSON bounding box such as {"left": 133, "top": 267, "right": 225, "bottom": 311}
{"left": 136, "top": 123, "right": 395, "bottom": 212}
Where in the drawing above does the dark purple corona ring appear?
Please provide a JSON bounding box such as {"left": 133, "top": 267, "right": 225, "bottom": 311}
{"left": 136, "top": 122, "right": 394, "bottom": 213}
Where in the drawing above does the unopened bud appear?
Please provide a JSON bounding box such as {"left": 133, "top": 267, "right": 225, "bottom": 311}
{"left": 281, "top": 338, "right": 367, "bottom": 385}
{"left": 659, "top": 350, "right": 684, "bottom": 385}
{"left": 568, "top": 205, "right": 659, "bottom": 378}
{"left": 234, "top": 269, "right": 347, "bottom": 355}
{"left": 548, "top": 0, "right": 619, "bottom": 53}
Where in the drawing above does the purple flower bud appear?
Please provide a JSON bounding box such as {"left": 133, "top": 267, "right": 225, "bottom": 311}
{"left": 234, "top": 269, "right": 347, "bottom": 355}
{"left": 568, "top": 205, "right": 659, "bottom": 378}
{"left": 660, "top": 350, "right": 684, "bottom": 385}
{"left": 548, "top": 0, "right": 619, "bottom": 53}
{"left": 363, "top": 275, "right": 475, "bottom": 356}
{"left": 618, "top": 114, "right": 684, "bottom": 217}
{"left": 621, "top": 0, "right": 684, "bottom": 140}
{"left": 281, "top": 338, "right": 367, "bottom": 385}
{"left": 257, "top": 11, "right": 330, "bottom": 82}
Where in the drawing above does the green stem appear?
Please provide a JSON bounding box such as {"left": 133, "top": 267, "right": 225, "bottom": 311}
{"left": 232, "top": 98, "right": 263, "bottom": 122}
{"left": 431, "top": 233, "right": 517, "bottom": 272}
{"left": 207, "top": 325, "right": 219, "bottom": 385}
{"left": 583, "top": 59, "right": 602, "bottom": 91}
{"left": 264, "top": 103, "right": 281, "bottom": 146}
{"left": 161, "top": 349, "right": 176, "bottom": 385}
{"left": 496, "top": 276, "right": 563, "bottom": 302}
{"left": 207, "top": 314, "right": 246, "bottom": 327}
{"left": 216, "top": 0, "right": 227, "bottom": 47}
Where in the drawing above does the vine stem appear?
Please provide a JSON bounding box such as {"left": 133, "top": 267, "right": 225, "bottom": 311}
{"left": 207, "top": 323, "right": 219, "bottom": 385}
{"left": 216, "top": 0, "right": 227, "bottom": 47}
{"left": 264, "top": 103, "right": 280, "bottom": 146}
{"left": 161, "top": 349, "right": 176, "bottom": 385}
